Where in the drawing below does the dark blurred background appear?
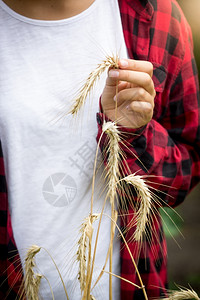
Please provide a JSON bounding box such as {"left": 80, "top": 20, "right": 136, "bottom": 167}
{"left": 166, "top": 0, "right": 200, "bottom": 294}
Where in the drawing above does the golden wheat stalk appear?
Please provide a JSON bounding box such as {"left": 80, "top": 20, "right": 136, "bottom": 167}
{"left": 69, "top": 56, "right": 119, "bottom": 116}
{"left": 77, "top": 214, "right": 99, "bottom": 296}
{"left": 86, "top": 121, "right": 123, "bottom": 299}
{"left": 102, "top": 269, "right": 142, "bottom": 289}
{"left": 122, "top": 173, "right": 152, "bottom": 242}
{"left": 92, "top": 211, "right": 148, "bottom": 300}
{"left": 24, "top": 245, "right": 42, "bottom": 300}
{"left": 162, "top": 287, "right": 200, "bottom": 299}
{"left": 41, "top": 247, "right": 69, "bottom": 300}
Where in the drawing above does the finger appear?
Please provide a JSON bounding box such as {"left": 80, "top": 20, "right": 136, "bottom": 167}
{"left": 105, "top": 72, "right": 120, "bottom": 87}
{"left": 129, "top": 101, "right": 153, "bottom": 114}
{"left": 114, "top": 87, "right": 155, "bottom": 109}
{"left": 117, "top": 81, "right": 129, "bottom": 92}
{"left": 103, "top": 77, "right": 129, "bottom": 95}
{"left": 119, "top": 59, "right": 154, "bottom": 77}
{"left": 109, "top": 69, "right": 155, "bottom": 96}
{"left": 124, "top": 101, "right": 153, "bottom": 124}
{"left": 105, "top": 58, "right": 153, "bottom": 87}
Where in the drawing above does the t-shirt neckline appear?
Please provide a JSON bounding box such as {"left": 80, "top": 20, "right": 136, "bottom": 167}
{"left": 0, "top": 0, "right": 98, "bottom": 26}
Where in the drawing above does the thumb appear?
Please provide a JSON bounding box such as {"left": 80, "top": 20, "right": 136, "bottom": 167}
{"left": 105, "top": 69, "right": 119, "bottom": 87}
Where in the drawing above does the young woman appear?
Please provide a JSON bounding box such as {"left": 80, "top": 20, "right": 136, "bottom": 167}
{"left": 0, "top": 0, "right": 199, "bottom": 299}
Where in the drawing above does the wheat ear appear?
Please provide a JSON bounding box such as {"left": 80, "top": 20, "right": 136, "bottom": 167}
{"left": 102, "top": 121, "right": 121, "bottom": 205}
{"left": 162, "top": 287, "right": 200, "bottom": 299}
{"left": 77, "top": 214, "right": 99, "bottom": 296}
{"left": 24, "top": 245, "right": 42, "bottom": 300}
{"left": 122, "top": 173, "right": 152, "bottom": 242}
{"left": 102, "top": 121, "right": 122, "bottom": 299}
{"left": 69, "top": 56, "right": 119, "bottom": 116}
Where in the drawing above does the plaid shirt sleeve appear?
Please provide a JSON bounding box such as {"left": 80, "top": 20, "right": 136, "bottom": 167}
{"left": 0, "top": 141, "right": 23, "bottom": 299}
{"left": 96, "top": 0, "right": 200, "bottom": 299}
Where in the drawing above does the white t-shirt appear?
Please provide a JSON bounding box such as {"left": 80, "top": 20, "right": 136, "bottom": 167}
{"left": 0, "top": 0, "right": 128, "bottom": 299}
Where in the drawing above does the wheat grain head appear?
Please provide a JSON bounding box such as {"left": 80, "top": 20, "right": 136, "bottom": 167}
{"left": 102, "top": 121, "right": 121, "bottom": 205}
{"left": 77, "top": 214, "right": 100, "bottom": 293}
{"left": 122, "top": 174, "right": 152, "bottom": 242}
{"left": 24, "top": 245, "right": 42, "bottom": 300}
{"left": 162, "top": 287, "right": 200, "bottom": 299}
{"left": 69, "top": 55, "right": 119, "bottom": 116}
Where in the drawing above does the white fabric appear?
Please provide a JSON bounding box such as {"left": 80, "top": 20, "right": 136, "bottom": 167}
{"left": 0, "top": 0, "right": 128, "bottom": 299}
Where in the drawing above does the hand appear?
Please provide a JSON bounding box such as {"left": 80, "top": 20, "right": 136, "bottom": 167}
{"left": 101, "top": 58, "right": 156, "bottom": 129}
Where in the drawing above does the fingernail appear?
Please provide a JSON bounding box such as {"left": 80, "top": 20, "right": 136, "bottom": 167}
{"left": 113, "top": 95, "right": 117, "bottom": 102}
{"left": 126, "top": 105, "right": 130, "bottom": 110}
{"left": 120, "top": 59, "right": 128, "bottom": 67}
{"left": 109, "top": 70, "right": 119, "bottom": 78}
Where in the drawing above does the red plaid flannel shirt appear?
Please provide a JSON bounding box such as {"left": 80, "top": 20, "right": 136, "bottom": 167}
{"left": 96, "top": 0, "right": 200, "bottom": 299}
{"left": 0, "top": 0, "right": 200, "bottom": 299}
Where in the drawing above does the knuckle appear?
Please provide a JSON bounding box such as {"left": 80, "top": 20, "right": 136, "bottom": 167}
{"left": 138, "top": 88, "right": 145, "bottom": 98}
{"left": 144, "top": 61, "right": 154, "bottom": 77}
{"left": 144, "top": 73, "right": 152, "bottom": 86}
{"left": 148, "top": 62, "right": 154, "bottom": 73}
{"left": 143, "top": 101, "right": 154, "bottom": 118}
{"left": 145, "top": 103, "right": 153, "bottom": 115}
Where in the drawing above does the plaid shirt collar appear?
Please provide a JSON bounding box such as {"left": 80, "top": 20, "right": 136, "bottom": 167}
{"left": 125, "top": 0, "right": 154, "bottom": 20}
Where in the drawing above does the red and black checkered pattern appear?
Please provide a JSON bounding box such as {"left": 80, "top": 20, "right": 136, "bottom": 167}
{"left": 0, "top": 0, "right": 200, "bottom": 299}
{"left": 119, "top": 210, "right": 168, "bottom": 299}
{"left": 96, "top": 0, "right": 200, "bottom": 299}
{"left": 0, "top": 142, "right": 23, "bottom": 299}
